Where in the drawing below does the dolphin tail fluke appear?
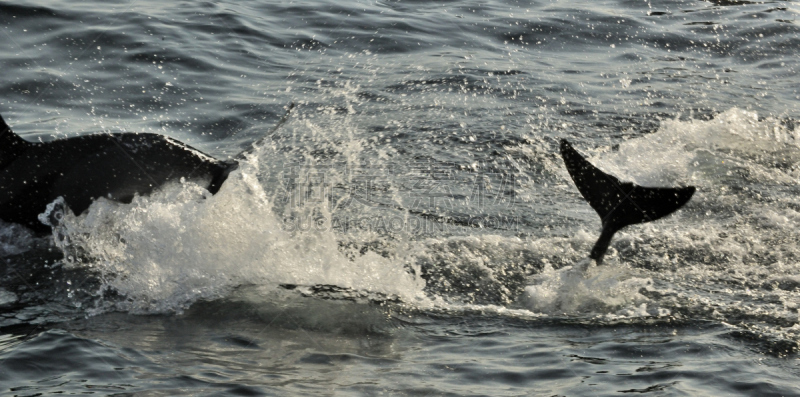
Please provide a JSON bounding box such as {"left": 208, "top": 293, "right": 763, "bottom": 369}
{"left": 559, "top": 139, "right": 695, "bottom": 265}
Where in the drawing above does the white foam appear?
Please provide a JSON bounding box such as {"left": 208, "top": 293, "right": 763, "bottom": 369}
{"left": 52, "top": 149, "right": 426, "bottom": 315}
{"left": 521, "top": 259, "right": 658, "bottom": 316}
{"left": 590, "top": 108, "right": 800, "bottom": 187}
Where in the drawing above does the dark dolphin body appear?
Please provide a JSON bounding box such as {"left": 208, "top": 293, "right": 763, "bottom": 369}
{"left": 0, "top": 114, "right": 239, "bottom": 233}
{"left": 1, "top": 105, "right": 293, "bottom": 233}
{"left": 560, "top": 139, "right": 696, "bottom": 265}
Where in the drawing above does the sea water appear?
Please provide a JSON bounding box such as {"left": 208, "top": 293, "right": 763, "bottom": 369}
{"left": 1, "top": 0, "right": 799, "bottom": 395}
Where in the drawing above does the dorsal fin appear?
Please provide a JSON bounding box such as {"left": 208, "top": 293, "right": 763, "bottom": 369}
{"left": 1, "top": 114, "right": 32, "bottom": 168}
{"left": 560, "top": 139, "right": 695, "bottom": 264}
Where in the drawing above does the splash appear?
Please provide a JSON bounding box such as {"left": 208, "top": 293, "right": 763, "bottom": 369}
{"left": 520, "top": 259, "right": 661, "bottom": 317}
{"left": 33, "top": 105, "right": 800, "bottom": 341}
{"left": 593, "top": 108, "right": 800, "bottom": 186}
{"left": 48, "top": 148, "right": 426, "bottom": 315}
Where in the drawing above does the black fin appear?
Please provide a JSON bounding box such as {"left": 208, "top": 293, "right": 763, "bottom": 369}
{"left": 1, "top": 114, "right": 31, "bottom": 168}
{"left": 560, "top": 139, "right": 695, "bottom": 264}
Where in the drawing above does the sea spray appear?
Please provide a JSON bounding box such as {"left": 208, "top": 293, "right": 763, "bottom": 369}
{"left": 46, "top": 149, "right": 426, "bottom": 315}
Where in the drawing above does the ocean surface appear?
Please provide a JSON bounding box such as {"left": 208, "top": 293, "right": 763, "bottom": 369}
{"left": 1, "top": 0, "right": 800, "bottom": 395}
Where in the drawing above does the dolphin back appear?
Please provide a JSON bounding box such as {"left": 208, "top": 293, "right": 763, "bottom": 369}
{"left": 0, "top": 115, "right": 31, "bottom": 169}
{"left": 559, "top": 139, "right": 695, "bottom": 264}
{"left": 0, "top": 114, "right": 235, "bottom": 232}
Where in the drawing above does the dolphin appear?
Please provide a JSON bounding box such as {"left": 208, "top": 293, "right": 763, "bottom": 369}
{"left": 0, "top": 106, "right": 292, "bottom": 233}
{"left": 559, "top": 139, "right": 695, "bottom": 265}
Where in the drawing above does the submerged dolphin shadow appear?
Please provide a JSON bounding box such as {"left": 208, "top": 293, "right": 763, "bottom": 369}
{"left": 0, "top": 105, "right": 293, "bottom": 233}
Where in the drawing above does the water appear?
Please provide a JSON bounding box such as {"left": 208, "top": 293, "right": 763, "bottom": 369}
{"left": 1, "top": 0, "right": 799, "bottom": 395}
